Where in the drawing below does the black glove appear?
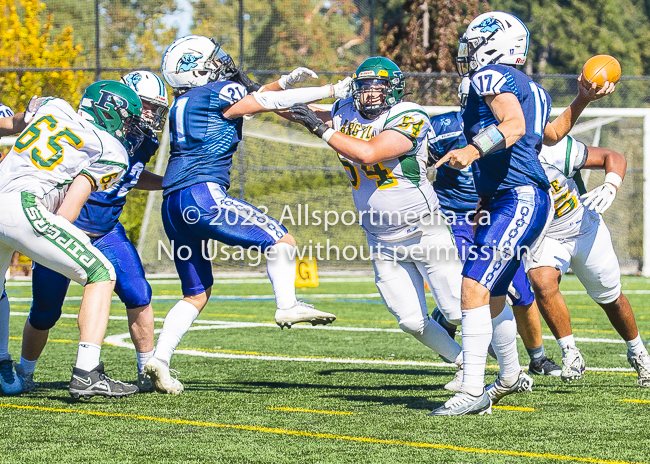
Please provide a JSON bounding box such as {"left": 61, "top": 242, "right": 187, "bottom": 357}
{"left": 290, "top": 104, "right": 330, "bottom": 138}
{"left": 225, "top": 66, "right": 261, "bottom": 93}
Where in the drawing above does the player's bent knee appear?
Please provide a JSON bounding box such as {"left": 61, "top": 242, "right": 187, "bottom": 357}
{"left": 85, "top": 261, "right": 116, "bottom": 285}
{"left": 590, "top": 286, "right": 621, "bottom": 305}
{"left": 123, "top": 282, "right": 153, "bottom": 310}
{"left": 398, "top": 316, "right": 426, "bottom": 336}
{"left": 28, "top": 307, "right": 62, "bottom": 331}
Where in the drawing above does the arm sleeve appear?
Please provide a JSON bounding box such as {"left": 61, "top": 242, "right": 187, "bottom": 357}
{"left": 252, "top": 85, "right": 332, "bottom": 110}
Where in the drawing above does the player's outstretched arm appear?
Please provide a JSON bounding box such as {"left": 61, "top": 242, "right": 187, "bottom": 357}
{"left": 260, "top": 67, "right": 319, "bottom": 92}
{"left": 0, "top": 113, "right": 27, "bottom": 137}
{"left": 56, "top": 175, "right": 94, "bottom": 223}
{"left": 543, "top": 75, "right": 615, "bottom": 146}
{"left": 580, "top": 146, "right": 626, "bottom": 214}
{"left": 135, "top": 170, "right": 163, "bottom": 191}
{"left": 289, "top": 103, "right": 411, "bottom": 165}
{"left": 435, "top": 92, "right": 525, "bottom": 170}
{"left": 222, "top": 78, "right": 351, "bottom": 120}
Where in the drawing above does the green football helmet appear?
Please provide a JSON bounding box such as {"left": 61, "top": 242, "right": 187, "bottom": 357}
{"left": 352, "top": 57, "right": 405, "bottom": 119}
{"left": 78, "top": 80, "right": 145, "bottom": 154}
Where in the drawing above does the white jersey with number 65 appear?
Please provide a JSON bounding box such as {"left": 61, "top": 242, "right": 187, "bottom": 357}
{"left": 0, "top": 98, "right": 129, "bottom": 212}
{"left": 331, "top": 98, "right": 438, "bottom": 240}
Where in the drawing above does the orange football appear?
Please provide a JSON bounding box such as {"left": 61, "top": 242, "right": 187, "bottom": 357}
{"left": 582, "top": 55, "right": 621, "bottom": 90}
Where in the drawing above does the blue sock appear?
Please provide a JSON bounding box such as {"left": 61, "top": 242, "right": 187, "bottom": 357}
{"left": 526, "top": 344, "right": 545, "bottom": 361}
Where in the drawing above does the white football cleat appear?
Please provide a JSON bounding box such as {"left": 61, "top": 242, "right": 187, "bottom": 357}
{"left": 144, "top": 357, "right": 184, "bottom": 395}
{"left": 627, "top": 350, "right": 650, "bottom": 387}
{"left": 561, "top": 347, "right": 585, "bottom": 382}
{"left": 486, "top": 371, "right": 534, "bottom": 405}
{"left": 274, "top": 301, "right": 336, "bottom": 329}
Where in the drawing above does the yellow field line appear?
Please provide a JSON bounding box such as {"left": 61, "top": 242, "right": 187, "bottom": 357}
{"left": 493, "top": 406, "right": 535, "bottom": 412}
{"left": 269, "top": 407, "right": 354, "bottom": 415}
{"left": 618, "top": 399, "right": 650, "bottom": 404}
{"left": 0, "top": 403, "right": 643, "bottom": 464}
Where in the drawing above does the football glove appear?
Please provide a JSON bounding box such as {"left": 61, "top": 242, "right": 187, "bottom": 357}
{"left": 24, "top": 96, "right": 49, "bottom": 124}
{"left": 225, "top": 67, "right": 261, "bottom": 93}
{"left": 581, "top": 182, "right": 617, "bottom": 214}
{"left": 290, "top": 103, "right": 330, "bottom": 138}
{"left": 279, "top": 67, "right": 318, "bottom": 90}
{"left": 332, "top": 76, "right": 353, "bottom": 99}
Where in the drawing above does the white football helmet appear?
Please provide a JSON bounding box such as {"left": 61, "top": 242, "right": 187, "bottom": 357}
{"left": 120, "top": 71, "right": 169, "bottom": 131}
{"left": 458, "top": 77, "right": 471, "bottom": 108}
{"left": 456, "top": 11, "right": 529, "bottom": 76}
{"left": 161, "top": 35, "right": 234, "bottom": 91}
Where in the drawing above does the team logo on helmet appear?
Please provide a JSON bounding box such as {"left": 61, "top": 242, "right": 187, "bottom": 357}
{"left": 96, "top": 90, "right": 128, "bottom": 112}
{"left": 473, "top": 17, "right": 504, "bottom": 34}
{"left": 177, "top": 53, "right": 202, "bottom": 72}
{"left": 123, "top": 73, "right": 142, "bottom": 91}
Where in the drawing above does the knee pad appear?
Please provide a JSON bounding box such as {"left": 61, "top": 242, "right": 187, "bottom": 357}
{"left": 28, "top": 304, "right": 62, "bottom": 331}
{"left": 590, "top": 285, "right": 621, "bottom": 305}
{"left": 120, "top": 280, "right": 153, "bottom": 310}
{"left": 398, "top": 316, "right": 426, "bottom": 336}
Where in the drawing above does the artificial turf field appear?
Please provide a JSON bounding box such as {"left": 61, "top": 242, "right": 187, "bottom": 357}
{"left": 2, "top": 273, "right": 650, "bottom": 464}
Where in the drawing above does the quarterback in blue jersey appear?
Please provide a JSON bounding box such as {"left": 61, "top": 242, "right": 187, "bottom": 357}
{"left": 429, "top": 86, "right": 561, "bottom": 381}
{"left": 13, "top": 71, "right": 169, "bottom": 394}
{"left": 146, "top": 35, "right": 351, "bottom": 394}
{"left": 431, "top": 12, "right": 615, "bottom": 416}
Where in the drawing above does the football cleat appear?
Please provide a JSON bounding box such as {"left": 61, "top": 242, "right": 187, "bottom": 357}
{"left": 561, "top": 347, "right": 585, "bottom": 382}
{"left": 627, "top": 350, "right": 650, "bottom": 388}
{"left": 528, "top": 356, "right": 562, "bottom": 377}
{"left": 69, "top": 362, "right": 139, "bottom": 399}
{"left": 486, "top": 371, "right": 534, "bottom": 405}
{"left": 137, "top": 372, "right": 155, "bottom": 393}
{"left": 431, "top": 307, "right": 456, "bottom": 340}
{"left": 14, "top": 363, "right": 36, "bottom": 393}
{"left": 0, "top": 359, "right": 22, "bottom": 395}
{"left": 444, "top": 366, "right": 463, "bottom": 392}
{"left": 144, "top": 357, "right": 184, "bottom": 395}
{"left": 429, "top": 390, "right": 492, "bottom": 416}
{"left": 274, "top": 301, "right": 336, "bottom": 329}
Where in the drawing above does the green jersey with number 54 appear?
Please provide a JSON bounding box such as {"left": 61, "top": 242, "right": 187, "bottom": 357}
{"left": 0, "top": 98, "right": 129, "bottom": 212}
{"left": 331, "top": 98, "right": 437, "bottom": 240}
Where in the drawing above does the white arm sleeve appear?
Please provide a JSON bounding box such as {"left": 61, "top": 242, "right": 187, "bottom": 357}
{"left": 252, "top": 85, "right": 332, "bottom": 110}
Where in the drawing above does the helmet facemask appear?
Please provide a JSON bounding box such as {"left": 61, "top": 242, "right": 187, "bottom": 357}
{"left": 455, "top": 33, "right": 499, "bottom": 76}
{"left": 205, "top": 41, "right": 236, "bottom": 82}
{"left": 140, "top": 97, "right": 169, "bottom": 132}
{"left": 353, "top": 78, "right": 391, "bottom": 120}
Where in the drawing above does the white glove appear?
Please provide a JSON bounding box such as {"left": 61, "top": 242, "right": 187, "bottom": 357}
{"left": 278, "top": 67, "right": 318, "bottom": 90}
{"left": 331, "top": 76, "right": 353, "bottom": 99}
{"left": 24, "top": 96, "right": 49, "bottom": 124}
{"left": 580, "top": 182, "right": 617, "bottom": 214}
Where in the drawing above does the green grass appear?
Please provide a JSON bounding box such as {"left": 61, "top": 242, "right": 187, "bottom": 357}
{"left": 2, "top": 275, "right": 650, "bottom": 463}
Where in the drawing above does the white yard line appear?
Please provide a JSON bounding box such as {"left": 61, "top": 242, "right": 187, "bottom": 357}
{"left": 8, "top": 312, "right": 638, "bottom": 372}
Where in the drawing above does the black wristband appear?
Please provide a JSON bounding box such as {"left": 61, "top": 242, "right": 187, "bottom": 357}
{"left": 313, "top": 123, "right": 330, "bottom": 138}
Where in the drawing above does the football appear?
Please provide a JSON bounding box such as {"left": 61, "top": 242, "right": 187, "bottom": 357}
{"left": 582, "top": 55, "right": 621, "bottom": 90}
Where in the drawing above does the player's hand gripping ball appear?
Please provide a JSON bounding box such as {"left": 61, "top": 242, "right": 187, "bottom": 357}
{"left": 582, "top": 55, "right": 621, "bottom": 91}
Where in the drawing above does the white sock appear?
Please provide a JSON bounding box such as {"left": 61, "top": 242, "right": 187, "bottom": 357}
{"left": 411, "top": 317, "right": 462, "bottom": 363}
{"left": 19, "top": 356, "right": 38, "bottom": 375}
{"left": 75, "top": 342, "right": 101, "bottom": 371}
{"left": 267, "top": 242, "right": 298, "bottom": 309}
{"left": 136, "top": 349, "right": 155, "bottom": 373}
{"left": 154, "top": 300, "right": 200, "bottom": 364}
{"left": 0, "top": 293, "right": 10, "bottom": 361}
{"left": 557, "top": 334, "right": 576, "bottom": 353}
{"left": 461, "top": 305, "right": 492, "bottom": 396}
{"left": 626, "top": 334, "right": 648, "bottom": 356}
{"left": 491, "top": 304, "right": 520, "bottom": 386}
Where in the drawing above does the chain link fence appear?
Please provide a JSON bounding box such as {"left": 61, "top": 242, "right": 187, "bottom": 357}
{"left": 1, "top": 0, "right": 648, "bottom": 274}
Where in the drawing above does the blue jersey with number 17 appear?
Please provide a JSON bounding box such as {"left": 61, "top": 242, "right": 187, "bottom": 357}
{"left": 463, "top": 64, "right": 551, "bottom": 197}
{"left": 162, "top": 80, "right": 248, "bottom": 197}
